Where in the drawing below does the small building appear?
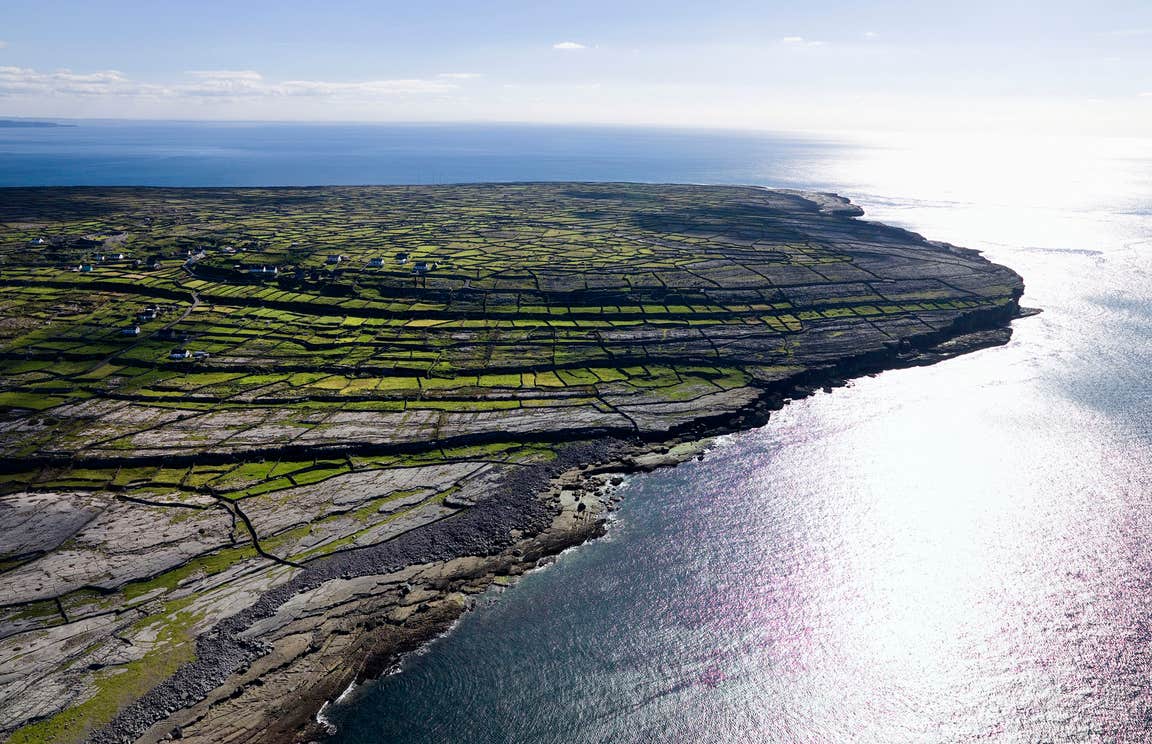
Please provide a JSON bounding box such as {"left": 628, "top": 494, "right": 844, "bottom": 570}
{"left": 368, "top": 257, "right": 385, "bottom": 268}
{"left": 192, "top": 351, "right": 211, "bottom": 360}
{"left": 136, "top": 310, "right": 157, "bottom": 322}
{"left": 78, "top": 264, "right": 93, "bottom": 273}
{"left": 147, "top": 259, "right": 162, "bottom": 270}
{"left": 27, "top": 237, "right": 47, "bottom": 247}
{"left": 169, "top": 348, "right": 191, "bottom": 360}
{"left": 395, "top": 252, "right": 409, "bottom": 263}
{"left": 326, "top": 254, "right": 343, "bottom": 265}
{"left": 248, "top": 265, "right": 279, "bottom": 277}
{"left": 121, "top": 325, "right": 141, "bottom": 337}
{"left": 412, "top": 261, "right": 430, "bottom": 275}
{"left": 97, "top": 253, "right": 125, "bottom": 262}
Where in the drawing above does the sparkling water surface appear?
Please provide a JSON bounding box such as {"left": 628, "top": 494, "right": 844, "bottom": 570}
{"left": 5, "top": 122, "right": 1149, "bottom": 742}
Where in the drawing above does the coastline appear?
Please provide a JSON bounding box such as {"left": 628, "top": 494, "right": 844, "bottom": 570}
{"left": 94, "top": 300, "right": 1026, "bottom": 744}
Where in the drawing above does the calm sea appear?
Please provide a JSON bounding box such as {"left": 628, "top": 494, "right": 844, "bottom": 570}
{"left": 6, "top": 122, "right": 1151, "bottom": 742}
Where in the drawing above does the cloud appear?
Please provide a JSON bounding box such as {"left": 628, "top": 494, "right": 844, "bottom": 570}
{"left": 276, "top": 79, "right": 456, "bottom": 96}
{"left": 863, "top": 31, "right": 879, "bottom": 39}
{"left": 180, "top": 70, "right": 266, "bottom": 96}
{"left": 437, "top": 72, "right": 482, "bottom": 79}
{"left": 0, "top": 66, "right": 159, "bottom": 96}
{"left": 781, "top": 36, "right": 825, "bottom": 47}
{"left": 180, "top": 70, "right": 455, "bottom": 98}
{"left": 1141, "top": 91, "right": 1152, "bottom": 97}
{"left": 0, "top": 41, "right": 8, "bottom": 50}
{"left": 186, "top": 70, "right": 264, "bottom": 81}
{"left": 552, "top": 41, "right": 587, "bottom": 50}
{"left": 0, "top": 66, "right": 459, "bottom": 100}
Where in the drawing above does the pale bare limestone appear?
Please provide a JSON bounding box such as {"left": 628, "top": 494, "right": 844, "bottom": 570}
{"left": 0, "top": 498, "right": 234, "bottom": 603}
{"left": 0, "top": 491, "right": 111, "bottom": 562}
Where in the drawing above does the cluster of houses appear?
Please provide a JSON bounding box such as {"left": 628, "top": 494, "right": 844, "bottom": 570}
{"left": 364, "top": 253, "right": 420, "bottom": 269}
{"left": 364, "top": 251, "right": 434, "bottom": 275}
{"left": 169, "top": 348, "right": 210, "bottom": 361}
{"left": 76, "top": 252, "right": 132, "bottom": 273}
{"left": 120, "top": 305, "right": 163, "bottom": 337}
{"left": 198, "top": 249, "right": 441, "bottom": 285}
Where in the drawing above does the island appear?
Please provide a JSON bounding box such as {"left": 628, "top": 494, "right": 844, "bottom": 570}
{"left": 0, "top": 183, "right": 1024, "bottom": 743}
{"left": 0, "top": 120, "right": 74, "bottom": 128}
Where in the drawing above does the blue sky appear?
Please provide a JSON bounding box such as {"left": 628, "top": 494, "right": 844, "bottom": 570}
{"left": 1, "top": 0, "right": 1150, "bottom": 134}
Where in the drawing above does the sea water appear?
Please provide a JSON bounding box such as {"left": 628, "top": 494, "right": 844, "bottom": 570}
{"left": 6, "top": 122, "right": 1150, "bottom": 742}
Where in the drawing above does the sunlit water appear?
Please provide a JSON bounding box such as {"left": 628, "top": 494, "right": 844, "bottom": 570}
{"left": 317, "top": 131, "right": 1152, "bottom": 743}
{"left": 7, "top": 122, "right": 1150, "bottom": 742}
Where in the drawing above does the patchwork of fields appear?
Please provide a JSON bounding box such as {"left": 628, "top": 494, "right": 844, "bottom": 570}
{"left": 0, "top": 184, "right": 1022, "bottom": 742}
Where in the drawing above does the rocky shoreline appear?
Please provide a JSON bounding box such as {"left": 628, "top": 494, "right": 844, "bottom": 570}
{"left": 89, "top": 301, "right": 1025, "bottom": 744}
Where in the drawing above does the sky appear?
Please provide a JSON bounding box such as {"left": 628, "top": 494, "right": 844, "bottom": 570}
{"left": 1, "top": 0, "right": 1150, "bottom": 135}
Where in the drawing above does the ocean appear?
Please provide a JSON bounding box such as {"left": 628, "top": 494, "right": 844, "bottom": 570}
{"left": 5, "top": 121, "right": 1151, "bottom": 742}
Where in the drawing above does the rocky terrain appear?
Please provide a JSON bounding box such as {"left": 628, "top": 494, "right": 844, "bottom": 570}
{"left": 0, "top": 183, "right": 1025, "bottom": 743}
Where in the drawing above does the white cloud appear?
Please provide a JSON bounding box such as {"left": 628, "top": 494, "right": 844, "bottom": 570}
{"left": 553, "top": 41, "right": 587, "bottom": 50}
{"left": 181, "top": 70, "right": 455, "bottom": 97}
{"left": 863, "top": 31, "right": 879, "bottom": 39}
{"left": 0, "top": 66, "right": 459, "bottom": 100}
{"left": 0, "top": 41, "right": 8, "bottom": 50}
{"left": 180, "top": 70, "right": 266, "bottom": 97}
{"left": 276, "top": 79, "right": 456, "bottom": 96}
{"left": 437, "top": 72, "right": 482, "bottom": 79}
{"left": 0, "top": 66, "right": 159, "bottom": 96}
{"left": 781, "top": 36, "right": 825, "bottom": 47}
{"left": 1140, "top": 91, "right": 1152, "bottom": 97}
{"left": 186, "top": 70, "right": 264, "bottom": 81}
